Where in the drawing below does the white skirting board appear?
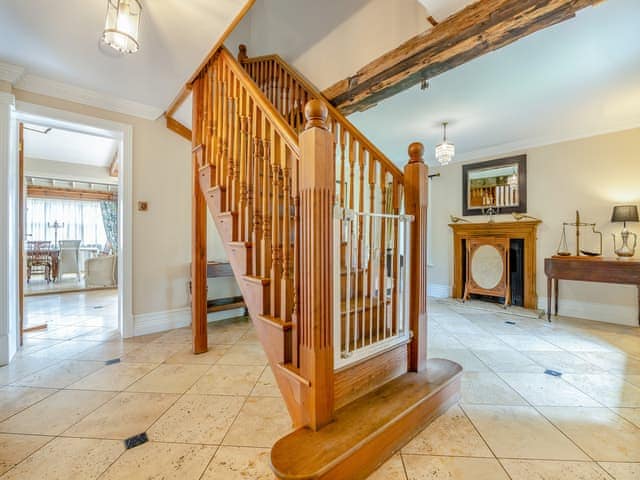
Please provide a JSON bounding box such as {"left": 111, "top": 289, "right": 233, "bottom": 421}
{"left": 428, "top": 283, "right": 451, "bottom": 299}
{"left": 537, "top": 298, "right": 638, "bottom": 327}
{"left": 133, "top": 307, "right": 247, "bottom": 337}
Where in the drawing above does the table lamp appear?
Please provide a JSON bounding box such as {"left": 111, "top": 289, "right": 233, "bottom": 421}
{"left": 611, "top": 205, "right": 638, "bottom": 258}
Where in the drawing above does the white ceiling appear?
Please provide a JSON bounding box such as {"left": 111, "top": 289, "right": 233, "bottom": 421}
{"left": 350, "top": 0, "right": 640, "bottom": 166}
{"left": 24, "top": 125, "right": 118, "bottom": 168}
{"left": 417, "top": 0, "right": 474, "bottom": 20}
{"left": 0, "top": 0, "right": 249, "bottom": 118}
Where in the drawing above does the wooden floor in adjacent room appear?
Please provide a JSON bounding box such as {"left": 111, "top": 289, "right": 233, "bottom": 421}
{"left": 1, "top": 299, "right": 639, "bottom": 479}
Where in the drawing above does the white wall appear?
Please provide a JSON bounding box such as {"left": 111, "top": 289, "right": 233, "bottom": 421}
{"left": 25, "top": 157, "right": 116, "bottom": 184}
{"left": 429, "top": 127, "right": 640, "bottom": 326}
{"left": 226, "top": 0, "right": 429, "bottom": 90}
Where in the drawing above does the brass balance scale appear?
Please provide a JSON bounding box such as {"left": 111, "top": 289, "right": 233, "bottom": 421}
{"left": 556, "top": 210, "right": 603, "bottom": 257}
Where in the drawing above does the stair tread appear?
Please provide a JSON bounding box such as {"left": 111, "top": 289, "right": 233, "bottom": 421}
{"left": 340, "top": 296, "right": 391, "bottom": 313}
{"left": 271, "top": 358, "right": 462, "bottom": 479}
{"left": 242, "top": 275, "right": 270, "bottom": 285}
{"left": 258, "top": 314, "right": 292, "bottom": 330}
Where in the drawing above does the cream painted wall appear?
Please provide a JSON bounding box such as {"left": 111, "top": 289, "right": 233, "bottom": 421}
{"left": 429, "top": 127, "right": 640, "bottom": 326}
{"left": 14, "top": 88, "right": 191, "bottom": 317}
{"left": 25, "top": 157, "right": 116, "bottom": 183}
{"left": 226, "top": 0, "right": 429, "bottom": 90}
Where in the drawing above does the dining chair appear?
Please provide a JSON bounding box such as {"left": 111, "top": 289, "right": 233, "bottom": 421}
{"left": 26, "top": 240, "right": 53, "bottom": 283}
{"left": 57, "top": 239, "right": 81, "bottom": 281}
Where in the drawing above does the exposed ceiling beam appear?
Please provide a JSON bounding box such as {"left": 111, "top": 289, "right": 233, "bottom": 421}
{"left": 166, "top": 116, "right": 192, "bottom": 141}
{"left": 323, "top": 0, "right": 605, "bottom": 115}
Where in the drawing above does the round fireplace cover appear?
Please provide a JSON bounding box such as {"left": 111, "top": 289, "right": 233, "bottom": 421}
{"left": 471, "top": 244, "right": 504, "bottom": 290}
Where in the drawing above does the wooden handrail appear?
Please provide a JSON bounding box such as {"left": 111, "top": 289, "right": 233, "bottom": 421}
{"left": 241, "top": 53, "right": 403, "bottom": 181}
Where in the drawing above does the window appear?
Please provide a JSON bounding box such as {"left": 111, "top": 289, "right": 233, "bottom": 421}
{"left": 26, "top": 198, "right": 107, "bottom": 248}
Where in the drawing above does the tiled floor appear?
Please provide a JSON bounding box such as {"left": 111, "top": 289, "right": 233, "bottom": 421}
{"left": 1, "top": 299, "right": 639, "bottom": 479}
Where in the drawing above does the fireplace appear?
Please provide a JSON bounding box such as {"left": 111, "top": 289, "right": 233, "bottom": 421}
{"left": 449, "top": 220, "right": 541, "bottom": 309}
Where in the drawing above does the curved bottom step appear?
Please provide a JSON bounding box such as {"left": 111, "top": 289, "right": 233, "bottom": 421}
{"left": 271, "top": 358, "right": 463, "bottom": 480}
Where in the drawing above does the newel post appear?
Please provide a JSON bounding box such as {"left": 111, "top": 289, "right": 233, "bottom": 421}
{"left": 404, "top": 142, "right": 428, "bottom": 372}
{"left": 191, "top": 75, "right": 208, "bottom": 354}
{"left": 298, "top": 100, "right": 334, "bottom": 430}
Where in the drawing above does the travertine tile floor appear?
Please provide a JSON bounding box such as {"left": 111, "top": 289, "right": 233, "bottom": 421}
{"left": 1, "top": 297, "right": 639, "bottom": 479}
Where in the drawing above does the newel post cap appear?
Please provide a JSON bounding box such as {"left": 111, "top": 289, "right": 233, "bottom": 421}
{"left": 408, "top": 142, "right": 425, "bottom": 164}
{"left": 238, "top": 44, "right": 248, "bottom": 62}
{"left": 304, "top": 99, "right": 329, "bottom": 130}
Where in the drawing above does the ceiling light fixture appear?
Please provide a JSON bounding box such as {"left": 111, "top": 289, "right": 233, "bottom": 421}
{"left": 101, "top": 0, "right": 142, "bottom": 54}
{"left": 435, "top": 122, "right": 455, "bottom": 166}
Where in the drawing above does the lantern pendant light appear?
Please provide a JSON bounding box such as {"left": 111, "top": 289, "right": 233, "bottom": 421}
{"left": 435, "top": 122, "right": 455, "bottom": 166}
{"left": 102, "top": 0, "right": 142, "bottom": 54}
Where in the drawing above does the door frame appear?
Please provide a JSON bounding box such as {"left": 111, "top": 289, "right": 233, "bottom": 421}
{"left": 13, "top": 101, "right": 134, "bottom": 340}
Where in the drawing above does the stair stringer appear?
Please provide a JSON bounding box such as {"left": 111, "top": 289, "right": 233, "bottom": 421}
{"left": 198, "top": 165, "right": 308, "bottom": 428}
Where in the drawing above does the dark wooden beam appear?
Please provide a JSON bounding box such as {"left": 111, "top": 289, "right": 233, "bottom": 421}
{"left": 166, "top": 116, "right": 192, "bottom": 141}
{"left": 27, "top": 185, "right": 116, "bottom": 202}
{"left": 323, "top": 0, "right": 604, "bottom": 115}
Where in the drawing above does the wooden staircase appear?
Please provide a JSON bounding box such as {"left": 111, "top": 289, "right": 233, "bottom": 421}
{"left": 187, "top": 45, "right": 462, "bottom": 480}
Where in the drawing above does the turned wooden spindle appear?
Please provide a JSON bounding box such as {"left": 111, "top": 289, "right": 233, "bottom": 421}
{"left": 298, "top": 99, "right": 334, "bottom": 430}
{"left": 238, "top": 44, "right": 248, "bottom": 63}
{"left": 404, "top": 142, "right": 428, "bottom": 371}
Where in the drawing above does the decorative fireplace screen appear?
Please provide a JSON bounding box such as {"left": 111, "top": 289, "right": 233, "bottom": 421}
{"left": 464, "top": 237, "right": 510, "bottom": 307}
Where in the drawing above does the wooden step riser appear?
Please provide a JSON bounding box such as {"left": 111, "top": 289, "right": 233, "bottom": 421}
{"left": 198, "top": 164, "right": 214, "bottom": 193}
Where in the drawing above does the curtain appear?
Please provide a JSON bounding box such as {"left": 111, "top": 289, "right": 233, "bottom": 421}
{"left": 26, "top": 198, "right": 107, "bottom": 247}
{"left": 100, "top": 200, "right": 118, "bottom": 254}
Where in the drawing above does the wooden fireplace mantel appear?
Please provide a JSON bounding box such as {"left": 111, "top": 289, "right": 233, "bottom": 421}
{"left": 449, "top": 220, "right": 541, "bottom": 309}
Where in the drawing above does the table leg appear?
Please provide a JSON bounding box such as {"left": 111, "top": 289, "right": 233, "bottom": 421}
{"left": 547, "top": 276, "right": 552, "bottom": 322}
{"left": 554, "top": 278, "right": 559, "bottom": 316}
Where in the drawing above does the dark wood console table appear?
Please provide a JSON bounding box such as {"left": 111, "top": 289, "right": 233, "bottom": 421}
{"left": 544, "top": 256, "right": 640, "bottom": 324}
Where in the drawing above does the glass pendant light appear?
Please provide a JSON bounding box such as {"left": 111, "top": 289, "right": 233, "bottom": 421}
{"left": 102, "top": 0, "right": 142, "bottom": 54}
{"left": 435, "top": 122, "right": 455, "bottom": 166}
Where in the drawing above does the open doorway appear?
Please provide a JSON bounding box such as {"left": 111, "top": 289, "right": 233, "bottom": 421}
{"left": 14, "top": 103, "right": 133, "bottom": 348}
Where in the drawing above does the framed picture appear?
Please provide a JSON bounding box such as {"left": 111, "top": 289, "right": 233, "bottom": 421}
{"left": 462, "top": 155, "right": 527, "bottom": 216}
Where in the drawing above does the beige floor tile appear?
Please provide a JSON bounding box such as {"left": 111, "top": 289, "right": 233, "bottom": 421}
{"left": 152, "top": 327, "right": 193, "bottom": 344}
{"left": 0, "top": 355, "right": 59, "bottom": 386}
{"left": 575, "top": 352, "right": 640, "bottom": 374}
{"left": 201, "top": 446, "right": 273, "bottom": 480}
{"left": 496, "top": 334, "right": 563, "bottom": 352}
{"left": 462, "top": 404, "right": 589, "bottom": 460}
{"left": 27, "top": 340, "right": 98, "bottom": 359}
{"left": 251, "top": 366, "right": 281, "bottom": 397}
{"left": 460, "top": 372, "right": 527, "bottom": 405}
{"left": 0, "top": 389, "right": 115, "bottom": 435}
{"left": 207, "top": 329, "right": 249, "bottom": 345}
{"left": 12, "top": 360, "right": 104, "bottom": 389}
{"left": 403, "top": 405, "right": 492, "bottom": 457}
{"left": 237, "top": 328, "right": 261, "bottom": 344}
{"left": 119, "top": 343, "right": 184, "bottom": 363}
{"left": 452, "top": 334, "right": 511, "bottom": 351}
{"left": 73, "top": 341, "right": 141, "bottom": 361}
{"left": 0, "top": 433, "right": 52, "bottom": 475}
{"left": 368, "top": 454, "right": 407, "bottom": 480}
{"left": 67, "top": 362, "right": 157, "bottom": 391}
{"left": 498, "top": 373, "right": 602, "bottom": 407}
{"left": 598, "top": 462, "right": 640, "bottom": 480}
{"left": 501, "top": 459, "right": 611, "bottom": 480}
{"left": 0, "top": 437, "right": 123, "bottom": 480}
{"left": 472, "top": 349, "right": 543, "bottom": 373}
{"left": 539, "top": 406, "right": 640, "bottom": 462}
{"left": 428, "top": 348, "right": 489, "bottom": 372}
{"left": 126, "top": 364, "right": 210, "bottom": 393}
{"left": 624, "top": 375, "right": 640, "bottom": 387}
{"left": 562, "top": 374, "right": 640, "bottom": 407}
{"left": 188, "top": 364, "right": 263, "bottom": 396}
{"left": 223, "top": 396, "right": 291, "bottom": 447}
{"left": 542, "top": 334, "right": 617, "bottom": 353}
{"left": 163, "top": 345, "right": 229, "bottom": 364}
{"left": 217, "top": 343, "right": 268, "bottom": 366}
{"left": 521, "top": 350, "right": 606, "bottom": 374}
{"left": 402, "top": 455, "right": 510, "bottom": 480}
{"left": 611, "top": 407, "right": 640, "bottom": 428}
{"left": 100, "top": 442, "right": 215, "bottom": 480}
{"left": 63, "top": 391, "right": 178, "bottom": 440}
{"left": 148, "top": 394, "right": 244, "bottom": 444}
{"left": 0, "top": 386, "right": 56, "bottom": 421}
